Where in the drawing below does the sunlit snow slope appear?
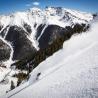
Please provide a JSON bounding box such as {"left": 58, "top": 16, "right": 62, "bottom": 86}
{"left": 2, "top": 18, "right": 98, "bottom": 98}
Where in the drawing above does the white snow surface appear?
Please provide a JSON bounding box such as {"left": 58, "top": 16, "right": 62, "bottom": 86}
{"left": 1, "top": 18, "right": 98, "bottom": 98}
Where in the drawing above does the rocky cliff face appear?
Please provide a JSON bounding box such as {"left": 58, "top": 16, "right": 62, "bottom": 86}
{"left": 0, "top": 39, "right": 11, "bottom": 61}
{"left": 5, "top": 26, "right": 36, "bottom": 60}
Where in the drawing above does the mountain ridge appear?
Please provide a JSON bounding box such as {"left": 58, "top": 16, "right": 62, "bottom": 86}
{"left": 0, "top": 7, "right": 93, "bottom": 62}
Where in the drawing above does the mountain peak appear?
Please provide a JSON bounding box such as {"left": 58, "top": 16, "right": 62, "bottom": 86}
{"left": 29, "top": 7, "right": 42, "bottom": 12}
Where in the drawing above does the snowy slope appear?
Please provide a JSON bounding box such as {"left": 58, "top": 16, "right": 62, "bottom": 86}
{"left": 2, "top": 18, "right": 98, "bottom": 98}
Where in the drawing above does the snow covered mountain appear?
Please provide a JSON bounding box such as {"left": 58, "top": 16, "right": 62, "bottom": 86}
{"left": 0, "top": 7, "right": 93, "bottom": 61}
{"left": 0, "top": 7, "right": 94, "bottom": 96}
{"left": 1, "top": 16, "right": 98, "bottom": 98}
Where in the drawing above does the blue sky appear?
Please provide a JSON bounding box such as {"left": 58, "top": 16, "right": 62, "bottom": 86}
{"left": 0, "top": 0, "right": 98, "bottom": 14}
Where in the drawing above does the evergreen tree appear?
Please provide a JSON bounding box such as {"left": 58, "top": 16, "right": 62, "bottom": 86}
{"left": 17, "top": 79, "right": 21, "bottom": 87}
{"left": 10, "top": 81, "right": 15, "bottom": 90}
